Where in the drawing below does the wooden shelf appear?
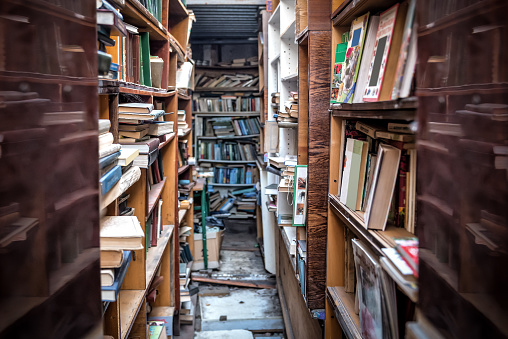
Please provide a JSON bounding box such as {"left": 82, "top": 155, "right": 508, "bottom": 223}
{"left": 145, "top": 225, "right": 175, "bottom": 289}
{"left": 210, "top": 183, "right": 256, "bottom": 187}
{"left": 197, "top": 159, "right": 257, "bottom": 164}
{"left": 178, "top": 209, "right": 189, "bottom": 224}
{"left": 158, "top": 133, "right": 176, "bottom": 150}
{"left": 120, "top": 289, "right": 146, "bottom": 339}
{"left": 6, "top": 0, "right": 95, "bottom": 25}
{"left": 0, "top": 71, "right": 97, "bottom": 86}
{"left": 416, "top": 82, "right": 508, "bottom": 96}
{"left": 122, "top": 0, "right": 168, "bottom": 41}
{"left": 328, "top": 194, "right": 414, "bottom": 256}
{"left": 326, "top": 287, "right": 361, "bottom": 339}
{"left": 98, "top": 80, "right": 175, "bottom": 97}
{"left": 332, "top": 0, "right": 400, "bottom": 27}
{"left": 197, "top": 134, "right": 260, "bottom": 140}
{"left": 330, "top": 97, "right": 417, "bottom": 120}
{"left": 169, "top": 0, "right": 189, "bottom": 19}
{"left": 194, "top": 87, "right": 259, "bottom": 92}
{"left": 296, "top": 27, "right": 309, "bottom": 45}
{"left": 178, "top": 164, "right": 190, "bottom": 175}
{"left": 147, "top": 178, "right": 166, "bottom": 218}
{"left": 280, "top": 19, "right": 296, "bottom": 39}
{"left": 194, "top": 112, "right": 260, "bottom": 117}
{"left": 178, "top": 128, "right": 192, "bottom": 138}
{"left": 195, "top": 65, "right": 259, "bottom": 70}
{"left": 178, "top": 93, "right": 192, "bottom": 101}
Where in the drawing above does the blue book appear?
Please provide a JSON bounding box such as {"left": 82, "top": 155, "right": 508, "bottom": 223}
{"left": 231, "top": 187, "right": 256, "bottom": 195}
{"left": 100, "top": 165, "right": 122, "bottom": 195}
{"left": 230, "top": 168, "right": 237, "bottom": 184}
{"left": 102, "top": 251, "right": 132, "bottom": 302}
{"left": 298, "top": 257, "right": 306, "bottom": 295}
{"left": 219, "top": 198, "right": 235, "bottom": 212}
{"left": 238, "top": 119, "right": 247, "bottom": 135}
{"left": 246, "top": 168, "right": 252, "bottom": 184}
{"left": 99, "top": 151, "right": 121, "bottom": 169}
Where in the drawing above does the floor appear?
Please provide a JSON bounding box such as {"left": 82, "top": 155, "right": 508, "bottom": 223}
{"left": 175, "top": 219, "right": 284, "bottom": 338}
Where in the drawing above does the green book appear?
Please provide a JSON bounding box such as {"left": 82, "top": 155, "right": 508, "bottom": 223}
{"left": 340, "top": 138, "right": 367, "bottom": 210}
{"left": 140, "top": 32, "right": 152, "bottom": 87}
{"left": 330, "top": 39, "right": 348, "bottom": 103}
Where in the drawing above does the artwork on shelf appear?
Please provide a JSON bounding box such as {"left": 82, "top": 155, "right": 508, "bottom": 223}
{"left": 292, "top": 165, "right": 308, "bottom": 226}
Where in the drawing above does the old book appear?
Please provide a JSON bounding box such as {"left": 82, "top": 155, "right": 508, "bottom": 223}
{"left": 99, "top": 119, "right": 111, "bottom": 135}
{"left": 148, "top": 121, "right": 174, "bottom": 136}
{"left": 99, "top": 151, "right": 121, "bottom": 169}
{"left": 118, "top": 102, "right": 154, "bottom": 114}
{"left": 120, "top": 137, "right": 160, "bottom": 154}
{"left": 99, "top": 132, "right": 114, "bottom": 150}
{"left": 340, "top": 138, "right": 368, "bottom": 210}
{"left": 100, "top": 249, "right": 124, "bottom": 268}
{"left": 118, "top": 148, "right": 139, "bottom": 166}
{"left": 100, "top": 216, "right": 144, "bottom": 251}
{"left": 364, "top": 144, "right": 401, "bottom": 230}
{"left": 99, "top": 143, "right": 121, "bottom": 158}
{"left": 101, "top": 269, "right": 114, "bottom": 286}
{"left": 102, "top": 251, "right": 132, "bottom": 301}
{"left": 353, "top": 15, "right": 380, "bottom": 103}
{"left": 100, "top": 165, "right": 141, "bottom": 211}
{"left": 118, "top": 109, "right": 164, "bottom": 121}
{"left": 100, "top": 165, "right": 122, "bottom": 195}
{"left": 119, "top": 123, "right": 149, "bottom": 132}
{"left": 119, "top": 128, "right": 149, "bottom": 139}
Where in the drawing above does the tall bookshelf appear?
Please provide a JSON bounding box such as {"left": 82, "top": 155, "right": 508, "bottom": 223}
{"left": 261, "top": 0, "right": 331, "bottom": 337}
{"left": 97, "top": 0, "right": 195, "bottom": 337}
{"left": 0, "top": 0, "right": 102, "bottom": 338}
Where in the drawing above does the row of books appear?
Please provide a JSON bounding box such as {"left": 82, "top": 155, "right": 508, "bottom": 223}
{"left": 213, "top": 165, "right": 257, "bottom": 185}
{"left": 339, "top": 120, "right": 416, "bottom": 233}
{"left": 178, "top": 110, "right": 190, "bottom": 136}
{"left": 275, "top": 92, "right": 298, "bottom": 123}
{"left": 193, "top": 95, "right": 261, "bottom": 113}
{"left": 195, "top": 73, "right": 259, "bottom": 88}
{"left": 198, "top": 141, "right": 258, "bottom": 162}
{"left": 200, "top": 117, "right": 261, "bottom": 137}
{"left": 330, "top": 0, "right": 417, "bottom": 104}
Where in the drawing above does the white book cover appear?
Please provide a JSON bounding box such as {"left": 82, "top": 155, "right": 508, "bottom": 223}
{"left": 363, "top": 4, "right": 399, "bottom": 102}
{"left": 100, "top": 216, "right": 144, "bottom": 250}
{"left": 353, "top": 15, "right": 380, "bottom": 103}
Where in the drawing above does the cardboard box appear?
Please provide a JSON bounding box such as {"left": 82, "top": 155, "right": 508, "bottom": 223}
{"left": 192, "top": 230, "right": 224, "bottom": 270}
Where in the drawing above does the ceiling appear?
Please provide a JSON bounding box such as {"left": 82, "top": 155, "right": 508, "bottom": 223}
{"left": 188, "top": 4, "right": 264, "bottom": 43}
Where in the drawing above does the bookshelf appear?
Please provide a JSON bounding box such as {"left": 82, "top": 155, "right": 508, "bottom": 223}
{"left": 325, "top": 0, "right": 421, "bottom": 338}
{"left": 0, "top": 0, "right": 102, "bottom": 337}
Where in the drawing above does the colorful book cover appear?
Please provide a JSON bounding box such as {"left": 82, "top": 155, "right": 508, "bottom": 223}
{"left": 363, "top": 4, "right": 399, "bottom": 102}
{"left": 330, "top": 38, "right": 348, "bottom": 103}
{"left": 338, "top": 13, "right": 370, "bottom": 103}
{"left": 292, "top": 165, "right": 308, "bottom": 226}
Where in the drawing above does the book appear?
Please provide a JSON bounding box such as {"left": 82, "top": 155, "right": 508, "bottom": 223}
{"left": 101, "top": 249, "right": 124, "bottom": 268}
{"left": 119, "top": 128, "right": 149, "bottom": 139}
{"left": 118, "top": 148, "right": 139, "bottom": 166}
{"left": 118, "top": 109, "right": 164, "bottom": 121}
{"left": 99, "top": 119, "right": 111, "bottom": 134}
{"left": 100, "top": 216, "right": 144, "bottom": 250}
{"left": 340, "top": 138, "right": 368, "bottom": 210}
{"left": 140, "top": 32, "right": 152, "bottom": 86}
{"left": 364, "top": 144, "right": 401, "bottom": 230}
{"left": 353, "top": 15, "right": 380, "bottom": 103}
{"left": 394, "top": 237, "right": 418, "bottom": 277}
{"left": 118, "top": 102, "right": 154, "bottom": 113}
{"left": 148, "top": 321, "right": 167, "bottom": 339}
{"left": 99, "top": 151, "right": 121, "bottom": 169}
{"left": 101, "top": 269, "right": 115, "bottom": 286}
{"left": 363, "top": 3, "right": 406, "bottom": 102}
{"left": 148, "top": 121, "right": 174, "bottom": 136}
{"left": 338, "top": 13, "right": 370, "bottom": 103}
{"left": 101, "top": 250, "right": 132, "bottom": 301}
{"left": 120, "top": 137, "right": 160, "bottom": 154}
{"left": 99, "top": 132, "right": 114, "bottom": 150}
{"left": 330, "top": 38, "right": 348, "bottom": 103}
{"left": 99, "top": 143, "right": 122, "bottom": 159}
{"left": 100, "top": 165, "right": 122, "bottom": 195}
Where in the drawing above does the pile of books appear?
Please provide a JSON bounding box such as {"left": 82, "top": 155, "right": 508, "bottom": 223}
{"left": 193, "top": 95, "right": 261, "bottom": 113}
{"left": 271, "top": 92, "right": 280, "bottom": 117}
{"left": 195, "top": 73, "right": 259, "bottom": 89}
{"left": 178, "top": 110, "right": 190, "bottom": 136}
{"left": 276, "top": 92, "right": 298, "bottom": 123}
{"left": 207, "top": 187, "right": 258, "bottom": 219}
{"left": 330, "top": 1, "right": 417, "bottom": 104}
{"left": 338, "top": 120, "right": 416, "bottom": 233}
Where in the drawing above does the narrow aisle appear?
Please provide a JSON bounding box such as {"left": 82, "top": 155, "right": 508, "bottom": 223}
{"left": 178, "top": 219, "right": 284, "bottom": 338}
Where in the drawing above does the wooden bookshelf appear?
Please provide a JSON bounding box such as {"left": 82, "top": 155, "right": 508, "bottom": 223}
{"left": 194, "top": 86, "right": 259, "bottom": 92}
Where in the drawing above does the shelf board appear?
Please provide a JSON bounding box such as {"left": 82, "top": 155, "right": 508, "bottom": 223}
{"left": 197, "top": 134, "right": 260, "bottom": 140}
{"left": 0, "top": 71, "right": 97, "bottom": 86}
{"left": 158, "top": 133, "right": 176, "bottom": 150}
{"left": 122, "top": 0, "right": 168, "bottom": 41}
{"left": 147, "top": 178, "right": 166, "bottom": 218}
{"left": 178, "top": 93, "right": 192, "bottom": 101}
{"left": 178, "top": 128, "right": 192, "bottom": 138}
{"left": 6, "top": 0, "right": 95, "bottom": 25}
{"left": 280, "top": 226, "right": 297, "bottom": 275}
{"left": 145, "top": 225, "right": 175, "bottom": 290}
{"left": 416, "top": 82, "right": 508, "bottom": 96}
{"left": 268, "top": 3, "right": 281, "bottom": 25}
{"left": 328, "top": 194, "right": 415, "bottom": 256}
{"left": 197, "top": 159, "right": 257, "bottom": 164}
{"left": 194, "top": 112, "right": 260, "bottom": 117}
{"left": 178, "top": 164, "right": 190, "bottom": 175}
{"left": 281, "top": 73, "right": 298, "bottom": 82}
{"left": 98, "top": 79, "right": 175, "bottom": 97}
{"left": 278, "top": 122, "right": 298, "bottom": 128}
{"left": 280, "top": 19, "right": 296, "bottom": 39}
{"left": 192, "top": 178, "right": 206, "bottom": 192}
{"left": 194, "top": 87, "right": 259, "bottom": 92}
{"left": 418, "top": 0, "right": 504, "bottom": 36}
{"left": 178, "top": 208, "right": 189, "bottom": 224}
{"left": 332, "top": 0, "right": 400, "bottom": 27}
{"left": 296, "top": 26, "right": 309, "bottom": 45}
{"left": 210, "top": 183, "right": 256, "bottom": 187}
{"left": 330, "top": 97, "right": 417, "bottom": 119}
{"left": 195, "top": 65, "right": 259, "bottom": 70}
{"left": 169, "top": 0, "right": 189, "bottom": 19}
{"left": 270, "top": 54, "right": 280, "bottom": 65}
{"left": 120, "top": 289, "right": 145, "bottom": 339}
{"left": 326, "top": 286, "right": 361, "bottom": 339}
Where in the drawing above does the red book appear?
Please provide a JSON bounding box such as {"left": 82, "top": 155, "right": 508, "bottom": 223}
{"left": 152, "top": 158, "right": 162, "bottom": 182}
{"left": 151, "top": 204, "right": 158, "bottom": 247}
{"left": 394, "top": 238, "right": 418, "bottom": 277}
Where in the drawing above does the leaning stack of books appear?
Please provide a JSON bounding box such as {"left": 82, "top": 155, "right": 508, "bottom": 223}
{"left": 276, "top": 91, "right": 298, "bottom": 123}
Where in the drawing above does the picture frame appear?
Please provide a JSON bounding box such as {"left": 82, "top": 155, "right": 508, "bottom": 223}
{"left": 292, "top": 165, "right": 308, "bottom": 226}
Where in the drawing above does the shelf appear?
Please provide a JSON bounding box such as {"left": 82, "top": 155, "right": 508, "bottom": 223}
{"left": 415, "top": 82, "right": 508, "bottom": 97}
{"left": 119, "top": 289, "right": 146, "bottom": 339}
{"left": 178, "top": 93, "right": 192, "bottom": 101}
{"left": 0, "top": 71, "right": 97, "bottom": 86}
{"left": 210, "top": 183, "right": 256, "bottom": 187}
{"left": 158, "top": 133, "right": 176, "bottom": 150}
{"left": 178, "top": 128, "right": 192, "bottom": 138}
{"left": 329, "top": 194, "right": 415, "bottom": 256}
{"left": 326, "top": 287, "right": 361, "bottom": 339}
{"left": 6, "top": 0, "right": 95, "bottom": 25}
{"left": 98, "top": 79, "right": 175, "bottom": 97}
{"left": 418, "top": 0, "right": 504, "bottom": 36}
{"left": 194, "top": 112, "right": 260, "bottom": 117}
{"left": 195, "top": 65, "right": 259, "bottom": 70}
{"left": 178, "top": 208, "right": 189, "bottom": 224}
{"left": 197, "top": 159, "right": 257, "bottom": 164}
{"left": 281, "top": 73, "right": 298, "bottom": 82}
{"left": 197, "top": 134, "right": 260, "bottom": 140}
{"left": 268, "top": 3, "right": 281, "bottom": 25}
{"left": 178, "top": 164, "right": 190, "bottom": 175}
{"left": 145, "top": 225, "right": 175, "bottom": 289}
{"left": 147, "top": 178, "right": 166, "bottom": 218}
{"left": 280, "top": 19, "right": 296, "bottom": 39}
{"left": 280, "top": 226, "right": 297, "bottom": 275}
{"left": 332, "top": 0, "right": 400, "bottom": 27}
{"left": 278, "top": 122, "right": 298, "bottom": 128}
{"left": 122, "top": 0, "right": 168, "bottom": 41}
{"left": 169, "top": 0, "right": 189, "bottom": 19}
{"left": 194, "top": 87, "right": 259, "bottom": 92}
{"left": 270, "top": 54, "right": 280, "bottom": 65}
{"left": 296, "top": 27, "right": 309, "bottom": 45}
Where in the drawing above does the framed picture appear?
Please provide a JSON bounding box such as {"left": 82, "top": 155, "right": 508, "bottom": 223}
{"left": 292, "top": 165, "right": 308, "bottom": 226}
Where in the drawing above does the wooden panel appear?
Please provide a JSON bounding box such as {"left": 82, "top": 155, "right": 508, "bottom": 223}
{"left": 325, "top": 298, "right": 343, "bottom": 339}
{"left": 122, "top": 170, "right": 147, "bottom": 290}
{"left": 153, "top": 228, "right": 174, "bottom": 307}
{"left": 104, "top": 300, "right": 121, "bottom": 339}
{"left": 308, "top": 0, "right": 331, "bottom": 31}
{"left": 119, "top": 289, "right": 145, "bottom": 339}
{"left": 326, "top": 208, "right": 345, "bottom": 287}
{"left": 298, "top": 43, "right": 309, "bottom": 165}
{"left": 305, "top": 30, "right": 331, "bottom": 310}
{"left": 109, "top": 94, "right": 119, "bottom": 143}
{"left": 127, "top": 300, "right": 148, "bottom": 339}
{"left": 278, "top": 231, "right": 323, "bottom": 339}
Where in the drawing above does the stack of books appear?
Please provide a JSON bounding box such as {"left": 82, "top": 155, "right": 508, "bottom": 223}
{"left": 195, "top": 73, "right": 259, "bottom": 88}
{"left": 276, "top": 91, "right": 298, "bottom": 123}
{"left": 178, "top": 110, "right": 189, "bottom": 136}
